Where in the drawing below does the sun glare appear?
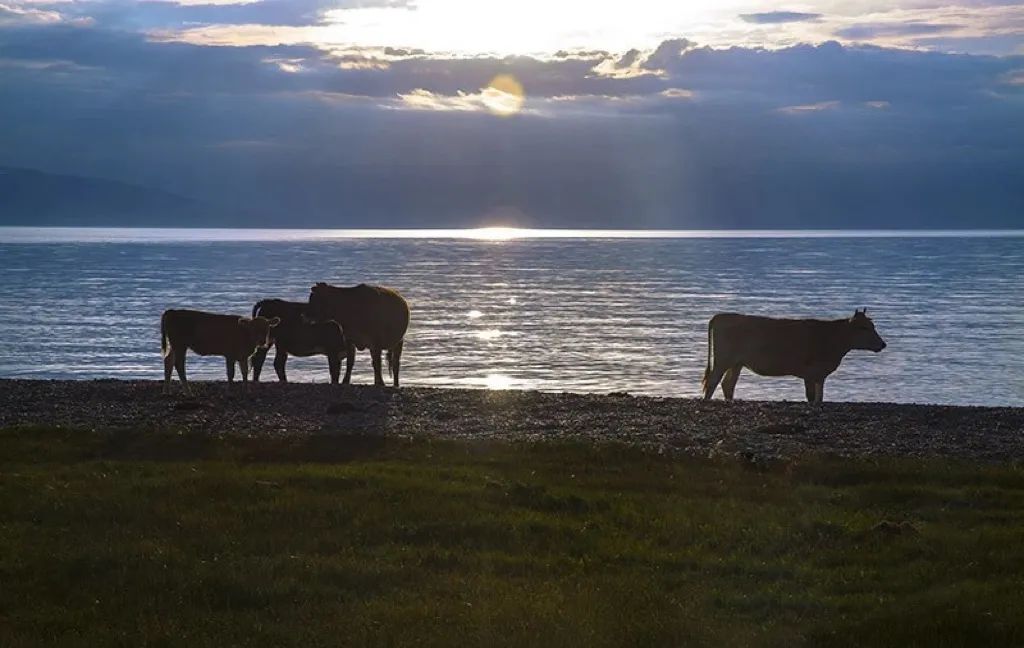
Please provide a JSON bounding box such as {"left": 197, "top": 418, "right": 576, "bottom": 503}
{"left": 481, "top": 74, "right": 525, "bottom": 116}
{"left": 468, "top": 226, "right": 525, "bottom": 240}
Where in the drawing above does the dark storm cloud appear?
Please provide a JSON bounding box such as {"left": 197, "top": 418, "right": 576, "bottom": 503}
{"left": 739, "top": 11, "right": 822, "bottom": 24}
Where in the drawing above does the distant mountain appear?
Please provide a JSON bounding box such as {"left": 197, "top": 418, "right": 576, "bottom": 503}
{"left": 2, "top": 164, "right": 1021, "bottom": 230}
{"left": 0, "top": 166, "right": 224, "bottom": 227}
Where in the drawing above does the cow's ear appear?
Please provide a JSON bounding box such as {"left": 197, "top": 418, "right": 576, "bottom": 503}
{"left": 268, "top": 317, "right": 281, "bottom": 327}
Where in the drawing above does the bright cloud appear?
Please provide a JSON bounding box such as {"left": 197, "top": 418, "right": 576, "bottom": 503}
{"left": 145, "top": 0, "right": 1024, "bottom": 57}
{"left": 396, "top": 76, "right": 527, "bottom": 116}
{"left": 777, "top": 100, "right": 841, "bottom": 114}
{"left": 0, "top": 2, "right": 65, "bottom": 25}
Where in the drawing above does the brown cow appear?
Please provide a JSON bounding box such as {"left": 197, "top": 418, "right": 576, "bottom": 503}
{"left": 701, "top": 309, "right": 886, "bottom": 403}
{"left": 161, "top": 309, "right": 280, "bottom": 394}
{"left": 307, "top": 283, "right": 410, "bottom": 387}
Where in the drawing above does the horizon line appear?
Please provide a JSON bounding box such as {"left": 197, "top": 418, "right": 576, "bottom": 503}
{"left": 2, "top": 226, "right": 1023, "bottom": 244}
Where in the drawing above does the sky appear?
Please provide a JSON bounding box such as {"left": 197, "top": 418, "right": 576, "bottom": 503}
{"left": 1, "top": 0, "right": 1023, "bottom": 228}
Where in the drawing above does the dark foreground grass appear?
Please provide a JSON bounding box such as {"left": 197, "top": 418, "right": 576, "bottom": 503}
{"left": 2, "top": 426, "right": 1024, "bottom": 647}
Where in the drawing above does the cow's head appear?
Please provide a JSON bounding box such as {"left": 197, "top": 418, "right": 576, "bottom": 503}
{"left": 847, "top": 309, "right": 886, "bottom": 352}
{"left": 240, "top": 315, "right": 281, "bottom": 350}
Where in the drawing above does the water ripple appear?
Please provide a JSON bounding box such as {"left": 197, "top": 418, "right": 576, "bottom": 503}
{"left": 0, "top": 234, "right": 1022, "bottom": 405}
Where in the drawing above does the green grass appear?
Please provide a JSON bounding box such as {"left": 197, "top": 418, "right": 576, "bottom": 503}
{"left": 2, "top": 426, "right": 1024, "bottom": 647}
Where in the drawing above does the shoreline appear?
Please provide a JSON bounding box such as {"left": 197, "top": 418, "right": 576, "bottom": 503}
{"left": 2, "top": 379, "right": 1023, "bottom": 462}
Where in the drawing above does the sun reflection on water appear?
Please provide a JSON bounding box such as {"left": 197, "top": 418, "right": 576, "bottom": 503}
{"left": 482, "top": 374, "right": 515, "bottom": 390}
{"left": 476, "top": 329, "right": 503, "bottom": 341}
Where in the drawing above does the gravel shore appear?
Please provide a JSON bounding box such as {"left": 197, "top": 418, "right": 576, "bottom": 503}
{"left": 2, "top": 379, "right": 1023, "bottom": 462}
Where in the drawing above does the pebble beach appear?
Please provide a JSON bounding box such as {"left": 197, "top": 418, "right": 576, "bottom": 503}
{"left": 3, "top": 379, "right": 1023, "bottom": 462}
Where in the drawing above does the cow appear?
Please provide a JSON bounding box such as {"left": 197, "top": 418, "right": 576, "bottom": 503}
{"left": 306, "top": 283, "right": 410, "bottom": 387}
{"left": 701, "top": 309, "right": 886, "bottom": 403}
{"left": 161, "top": 309, "right": 280, "bottom": 394}
{"left": 249, "top": 299, "right": 347, "bottom": 384}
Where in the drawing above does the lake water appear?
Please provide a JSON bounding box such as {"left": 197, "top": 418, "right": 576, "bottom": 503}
{"left": 1, "top": 227, "right": 1022, "bottom": 406}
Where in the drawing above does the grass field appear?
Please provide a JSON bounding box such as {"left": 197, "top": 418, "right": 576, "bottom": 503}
{"left": 2, "top": 425, "right": 1024, "bottom": 647}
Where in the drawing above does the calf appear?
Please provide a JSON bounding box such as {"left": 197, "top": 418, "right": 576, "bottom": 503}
{"left": 701, "top": 309, "right": 886, "bottom": 403}
{"left": 250, "top": 299, "right": 347, "bottom": 384}
{"left": 161, "top": 309, "right": 280, "bottom": 394}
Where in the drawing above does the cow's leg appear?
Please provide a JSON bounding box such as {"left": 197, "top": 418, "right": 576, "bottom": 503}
{"left": 389, "top": 340, "right": 403, "bottom": 388}
{"left": 174, "top": 351, "right": 191, "bottom": 396}
{"left": 328, "top": 353, "right": 341, "bottom": 385}
{"left": 273, "top": 347, "right": 288, "bottom": 383}
{"left": 246, "top": 346, "right": 264, "bottom": 380}
{"left": 239, "top": 356, "right": 250, "bottom": 393}
{"left": 804, "top": 379, "right": 816, "bottom": 403}
{"left": 163, "top": 347, "right": 175, "bottom": 394}
{"left": 815, "top": 380, "right": 825, "bottom": 404}
{"left": 370, "top": 348, "right": 385, "bottom": 387}
{"left": 702, "top": 363, "right": 727, "bottom": 400}
{"left": 225, "top": 357, "right": 236, "bottom": 390}
{"left": 342, "top": 344, "right": 355, "bottom": 385}
{"left": 721, "top": 365, "right": 742, "bottom": 401}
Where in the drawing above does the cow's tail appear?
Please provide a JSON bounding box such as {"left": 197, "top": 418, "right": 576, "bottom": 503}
{"left": 386, "top": 339, "right": 403, "bottom": 380}
{"left": 701, "top": 318, "right": 714, "bottom": 396}
{"left": 160, "top": 312, "right": 169, "bottom": 358}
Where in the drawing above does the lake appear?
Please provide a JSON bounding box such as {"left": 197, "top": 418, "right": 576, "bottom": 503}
{"left": 1, "top": 227, "right": 1022, "bottom": 406}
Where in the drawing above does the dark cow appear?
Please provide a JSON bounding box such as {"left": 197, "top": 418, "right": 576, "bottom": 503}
{"left": 250, "top": 299, "right": 347, "bottom": 384}
{"left": 307, "top": 283, "right": 410, "bottom": 387}
{"left": 161, "top": 309, "right": 280, "bottom": 394}
{"left": 701, "top": 309, "right": 887, "bottom": 403}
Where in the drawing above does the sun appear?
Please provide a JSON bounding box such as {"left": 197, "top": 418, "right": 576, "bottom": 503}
{"left": 467, "top": 227, "right": 525, "bottom": 241}
{"left": 481, "top": 74, "right": 525, "bottom": 116}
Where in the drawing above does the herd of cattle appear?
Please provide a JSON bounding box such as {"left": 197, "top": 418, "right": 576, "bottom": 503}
{"left": 161, "top": 283, "right": 410, "bottom": 393}
{"left": 161, "top": 282, "right": 887, "bottom": 403}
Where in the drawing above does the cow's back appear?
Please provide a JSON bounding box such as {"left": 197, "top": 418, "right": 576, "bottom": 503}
{"left": 330, "top": 284, "right": 410, "bottom": 349}
{"left": 710, "top": 313, "right": 825, "bottom": 377}
{"left": 162, "top": 309, "right": 245, "bottom": 356}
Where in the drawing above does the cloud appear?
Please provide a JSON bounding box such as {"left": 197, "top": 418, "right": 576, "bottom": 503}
{"left": 642, "top": 38, "right": 695, "bottom": 71}
{"left": 777, "top": 99, "right": 840, "bottom": 114}
{"left": 740, "top": 11, "right": 822, "bottom": 25}
{"left": 1002, "top": 69, "right": 1024, "bottom": 85}
{"left": 80, "top": 0, "right": 412, "bottom": 31}
{"left": 835, "top": 22, "right": 962, "bottom": 39}
{"left": 1, "top": 24, "right": 1022, "bottom": 228}
{"left": 164, "top": 0, "right": 260, "bottom": 6}
{"left": 395, "top": 82, "right": 528, "bottom": 116}
{"left": 395, "top": 88, "right": 491, "bottom": 112}
{"left": 0, "top": 2, "right": 69, "bottom": 26}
